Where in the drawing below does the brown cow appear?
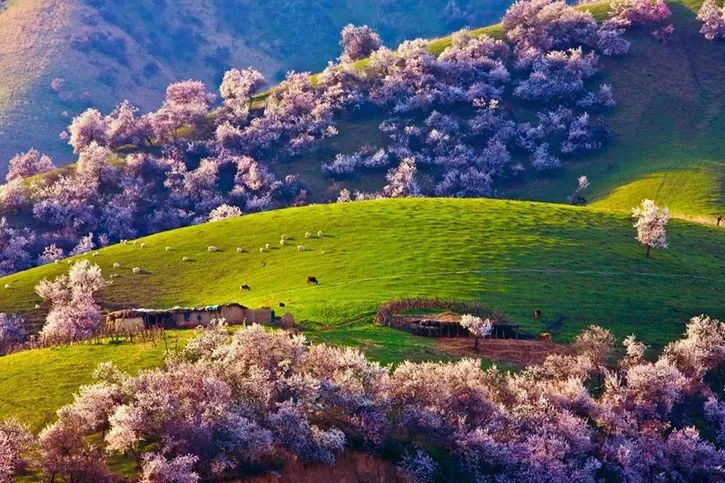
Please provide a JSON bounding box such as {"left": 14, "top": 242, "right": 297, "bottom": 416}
{"left": 307, "top": 276, "right": 319, "bottom": 285}
{"left": 241, "top": 284, "right": 251, "bottom": 291}
{"left": 538, "top": 332, "right": 551, "bottom": 341}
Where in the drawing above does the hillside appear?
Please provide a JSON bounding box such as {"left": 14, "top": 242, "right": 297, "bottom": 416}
{"left": 0, "top": 0, "right": 511, "bottom": 172}
{"left": 274, "top": 0, "right": 723, "bottom": 222}
{"left": 0, "top": 197, "right": 723, "bottom": 430}
{"left": 2, "top": 198, "right": 722, "bottom": 344}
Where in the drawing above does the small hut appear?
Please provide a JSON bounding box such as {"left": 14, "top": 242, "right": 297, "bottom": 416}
{"left": 107, "top": 303, "right": 274, "bottom": 330}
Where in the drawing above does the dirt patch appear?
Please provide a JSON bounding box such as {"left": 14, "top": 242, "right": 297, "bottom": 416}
{"left": 436, "top": 337, "right": 572, "bottom": 367}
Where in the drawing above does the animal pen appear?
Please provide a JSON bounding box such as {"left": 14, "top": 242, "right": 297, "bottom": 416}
{"left": 375, "top": 298, "right": 520, "bottom": 339}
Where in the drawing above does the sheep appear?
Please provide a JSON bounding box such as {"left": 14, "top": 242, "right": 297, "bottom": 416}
{"left": 280, "top": 234, "right": 289, "bottom": 241}
{"left": 317, "top": 230, "right": 324, "bottom": 237}
{"left": 265, "top": 243, "right": 270, "bottom": 250}
{"left": 3, "top": 284, "right": 10, "bottom": 290}
{"left": 280, "top": 239, "right": 286, "bottom": 246}
{"left": 120, "top": 239, "right": 128, "bottom": 245}
{"left": 297, "top": 245, "right": 306, "bottom": 251}
{"left": 92, "top": 252, "right": 99, "bottom": 257}
{"left": 259, "top": 247, "right": 266, "bottom": 253}
{"left": 54, "top": 260, "right": 60, "bottom": 264}
{"left": 113, "top": 262, "right": 121, "bottom": 268}
{"left": 182, "top": 256, "right": 190, "bottom": 262}
{"left": 132, "top": 267, "right": 141, "bottom": 274}
{"left": 304, "top": 232, "right": 312, "bottom": 239}
{"left": 208, "top": 246, "right": 218, "bottom": 252}
{"left": 140, "top": 242, "right": 147, "bottom": 248}
{"left": 165, "top": 246, "right": 172, "bottom": 252}
{"left": 34, "top": 304, "right": 41, "bottom": 309}
{"left": 236, "top": 247, "right": 244, "bottom": 253}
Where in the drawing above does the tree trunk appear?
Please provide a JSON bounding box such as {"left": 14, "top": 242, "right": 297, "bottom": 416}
{"left": 645, "top": 245, "right": 652, "bottom": 258}
{"left": 474, "top": 336, "right": 479, "bottom": 351}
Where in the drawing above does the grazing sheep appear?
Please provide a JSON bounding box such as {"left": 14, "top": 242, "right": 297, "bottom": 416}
{"left": 208, "top": 246, "right": 218, "bottom": 252}
{"left": 259, "top": 247, "right": 266, "bottom": 253}
{"left": 241, "top": 284, "right": 251, "bottom": 291}
{"left": 54, "top": 260, "right": 60, "bottom": 264}
{"left": 280, "top": 234, "right": 288, "bottom": 241}
{"left": 34, "top": 304, "right": 41, "bottom": 309}
{"left": 236, "top": 247, "right": 244, "bottom": 253}
{"left": 280, "top": 239, "right": 286, "bottom": 246}
{"left": 92, "top": 252, "right": 99, "bottom": 257}
{"left": 165, "top": 246, "right": 172, "bottom": 252}
{"left": 4, "top": 284, "right": 10, "bottom": 290}
{"left": 297, "top": 245, "right": 306, "bottom": 251}
{"left": 317, "top": 230, "right": 324, "bottom": 237}
{"left": 265, "top": 243, "right": 270, "bottom": 250}
{"left": 113, "top": 262, "right": 121, "bottom": 268}
{"left": 132, "top": 267, "right": 141, "bottom": 274}
{"left": 182, "top": 256, "right": 190, "bottom": 262}
{"left": 120, "top": 239, "right": 128, "bottom": 245}
{"left": 307, "top": 276, "right": 319, "bottom": 285}
{"left": 304, "top": 232, "right": 312, "bottom": 239}
{"left": 140, "top": 242, "right": 147, "bottom": 248}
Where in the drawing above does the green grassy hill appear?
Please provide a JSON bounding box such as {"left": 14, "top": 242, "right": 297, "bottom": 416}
{"left": 2, "top": 198, "right": 722, "bottom": 345}
{"left": 0, "top": 197, "right": 723, "bottom": 429}
{"left": 0, "top": 0, "right": 510, "bottom": 172}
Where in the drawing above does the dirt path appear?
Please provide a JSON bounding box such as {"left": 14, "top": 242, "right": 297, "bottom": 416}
{"left": 435, "top": 337, "right": 572, "bottom": 367}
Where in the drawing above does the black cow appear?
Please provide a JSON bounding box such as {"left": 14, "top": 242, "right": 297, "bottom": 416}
{"left": 241, "top": 284, "right": 251, "bottom": 291}
{"left": 307, "top": 276, "right": 319, "bottom": 285}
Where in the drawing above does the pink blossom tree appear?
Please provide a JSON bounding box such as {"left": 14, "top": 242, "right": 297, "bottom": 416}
{"left": 697, "top": 0, "right": 725, "bottom": 40}
{"left": 0, "top": 419, "right": 34, "bottom": 481}
{"left": 5, "top": 149, "right": 54, "bottom": 182}
{"left": 36, "top": 260, "right": 106, "bottom": 344}
{"left": 68, "top": 108, "right": 107, "bottom": 154}
{"left": 339, "top": 24, "right": 382, "bottom": 63}
{"left": 459, "top": 314, "right": 493, "bottom": 350}
{"left": 631, "top": 199, "right": 669, "bottom": 258}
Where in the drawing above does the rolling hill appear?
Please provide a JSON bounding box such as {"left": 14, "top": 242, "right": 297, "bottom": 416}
{"left": 0, "top": 0, "right": 511, "bottom": 172}
{"left": 273, "top": 0, "right": 724, "bottom": 222}
{"left": 0, "top": 197, "right": 723, "bottom": 430}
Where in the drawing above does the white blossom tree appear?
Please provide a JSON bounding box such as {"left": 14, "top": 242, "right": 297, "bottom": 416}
{"left": 459, "top": 314, "right": 493, "bottom": 350}
{"left": 631, "top": 199, "right": 669, "bottom": 258}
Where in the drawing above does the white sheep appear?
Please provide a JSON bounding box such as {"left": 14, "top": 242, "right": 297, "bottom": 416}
{"left": 259, "top": 247, "right": 266, "bottom": 253}
{"left": 92, "top": 252, "right": 99, "bottom": 257}
{"left": 34, "top": 304, "right": 41, "bottom": 309}
{"left": 280, "top": 234, "right": 288, "bottom": 241}
{"left": 297, "top": 245, "right": 306, "bottom": 251}
{"left": 280, "top": 239, "right": 286, "bottom": 246}
{"left": 140, "top": 242, "right": 147, "bottom": 248}
{"left": 265, "top": 243, "right": 271, "bottom": 250}
{"left": 317, "top": 230, "right": 324, "bottom": 237}
{"left": 54, "top": 260, "right": 60, "bottom": 264}
{"left": 132, "top": 267, "right": 141, "bottom": 274}
{"left": 120, "top": 239, "right": 128, "bottom": 245}
{"left": 3, "top": 284, "right": 10, "bottom": 289}
{"left": 113, "top": 262, "right": 121, "bottom": 268}
{"left": 182, "top": 256, "right": 190, "bottom": 262}
{"left": 165, "top": 246, "right": 172, "bottom": 252}
{"left": 208, "top": 246, "right": 218, "bottom": 252}
{"left": 304, "top": 232, "right": 312, "bottom": 239}
{"left": 236, "top": 247, "right": 243, "bottom": 253}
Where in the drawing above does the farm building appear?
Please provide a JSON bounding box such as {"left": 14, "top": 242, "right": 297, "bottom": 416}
{"left": 107, "top": 303, "right": 279, "bottom": 331}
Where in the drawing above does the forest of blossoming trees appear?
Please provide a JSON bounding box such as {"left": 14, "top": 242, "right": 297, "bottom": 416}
{"left": 1, "top": 317, "right": 723, "bottom": 481}
{"left": 0, "top": 0, "right": 693, "bottom": 276}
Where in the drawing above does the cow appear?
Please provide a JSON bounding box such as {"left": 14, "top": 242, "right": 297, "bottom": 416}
{"left": 240, "top": 284, "right": 251, "bottom": 291}
{"left": 307, "top": 276, "right": 319, "bottom": 285}
{"left": 533, "top": 309, "right": 542, "bottom": 320}
{"left": 279, "top": 302, "right": 286, "bottom": 307}
{"left": 538, "top": 332, "right": 551, "bottom": 341}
